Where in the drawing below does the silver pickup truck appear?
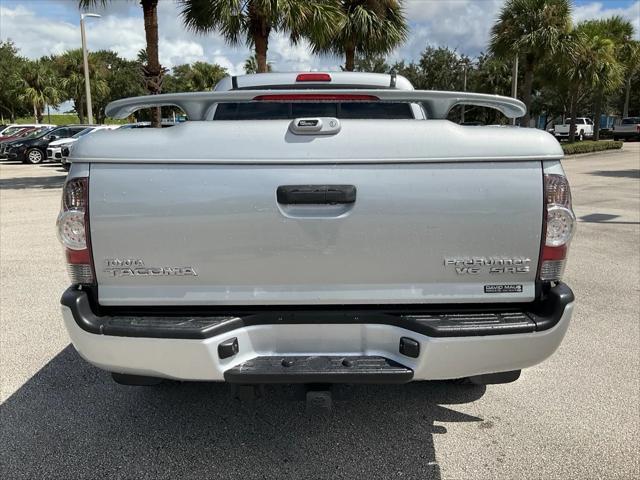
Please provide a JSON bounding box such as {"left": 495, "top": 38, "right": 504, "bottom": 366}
{"left": 58, "top": 72, "right": 575, "bottom": 394}
{"left": 613, "top": 117, "right": 640, "bottom": 141}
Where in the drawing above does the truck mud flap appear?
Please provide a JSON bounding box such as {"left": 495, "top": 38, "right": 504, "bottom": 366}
{"left": 223, "top": 356, "right": 413, "bottom": 384}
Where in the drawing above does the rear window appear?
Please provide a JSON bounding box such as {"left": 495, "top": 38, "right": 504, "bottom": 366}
{"left": 1, "top": 127, "right": 24, "bottom": 136}
{"left": 622, "top": 117, "right": 640, "bottom": 124}
{"left": 213, "top": 102, "right": 413, "bottom": 120}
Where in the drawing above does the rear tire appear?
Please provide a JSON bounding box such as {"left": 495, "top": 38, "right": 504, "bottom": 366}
{"left": 26, "top": 148, "right": 44, "bottom": 164}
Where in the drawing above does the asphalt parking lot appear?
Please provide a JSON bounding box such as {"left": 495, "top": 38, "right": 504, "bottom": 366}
{"left": 1, "top": 146, "right": 639, "bottom": 480}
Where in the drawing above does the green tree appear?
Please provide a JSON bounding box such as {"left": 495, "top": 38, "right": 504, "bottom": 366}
{"left": 391, "top": 46, "right": 469, "bottom": 90}
{"left": 532, "top": 58, "right": 572, "bottom": 128}
{"left": 179, "top": 0, "right": 342, "bottom": 73}
{"left": 80, "top": 0, "right": 164, "bottom": 127}
{"left": 563, "top": 23, "right": 624, "bottom": 142}
{"left": 52, "top": 49, "right": 109, "bottom": 123}
{"left": 188, "top": 61, "right": 228, "bottom": 89}
{"left": 353, "top": 53, "right": 390, "bottom": 73}
{"left": 624, "top": 65, "right": 640, "bottom": 117}
{"left": 490, "top": 0, "right": 573, "bottom": 126}
{"left": 244, "top": 53, "right": 272, "bottom": 74}
{"left": 165, "top": 62, "right": 227, "bottom": 91}
{"left": 620, "top": 40, "right": 640, "bottom": 118}
{"left": 579, "top": 17, "right": 633, "bottom": 139}
{"left": 0, "top": 41, "right": 27, "bottom": 122}
{"left": 91, "top": 50, "right": 146, "bottom": 123}
{"left": 472, "top": 53, "right": 512, "bottom": 96}
{"left": 309, "top": 0, "right": 407, "bottom": 72}
{"left": 16, "top": 59, "right": 62, "bottom": 123}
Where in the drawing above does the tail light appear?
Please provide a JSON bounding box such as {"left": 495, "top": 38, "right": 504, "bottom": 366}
{"left": 539, "top": 174, "right": 575, "bottom": 281}
{"left": 56, "top": 177, "right": 95, "bottom": 284}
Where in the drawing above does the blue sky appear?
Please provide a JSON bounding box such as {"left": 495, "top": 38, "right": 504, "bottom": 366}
{"left": 1, "top": 0, "right": 639, "bottom": 74}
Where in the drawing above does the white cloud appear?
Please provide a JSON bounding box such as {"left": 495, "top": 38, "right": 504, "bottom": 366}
{"left": 399, "top": 0, "right": 504, "bottom": 60}
{"left": 1, "top": 0, "right": 638, "bottom": 77}
{"left": 0, "top": 1, "right": 239, "bottom": 70}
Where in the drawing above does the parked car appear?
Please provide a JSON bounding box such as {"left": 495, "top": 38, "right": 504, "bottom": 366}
{"left": 1, "top": 127, "right": 34, "bottom": 158}
{"left": 0, "top": 123, "right": 56, "bottom": 138}
{"left": 554, "top": 118, "right": 594, "bottom": 141}
{"left": 0, "top": 126, "right": 53, "bottom": 159}
{"left": 4, "top": 125, "right": 91, "bottom": 164}
{"left": 58, "top": 72, "right": 574, "bottom": 402}
{"left": 48, "top": 125, "right": 120, "bottom": 165}
{"left": 0, "top": 126, "right": 37, "bottom": 145}
{"left": 612, "top": 117, "right": 640, "bottom": 141}
{"left": 60, "top": 122, "right": 175, "bottom": 169}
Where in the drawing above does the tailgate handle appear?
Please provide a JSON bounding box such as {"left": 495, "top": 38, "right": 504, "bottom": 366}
{"left": 277, "top": 185, "right": 356, "bottom": 205}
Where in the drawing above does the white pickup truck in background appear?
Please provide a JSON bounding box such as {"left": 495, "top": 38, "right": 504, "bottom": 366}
{"left": 613, "top": 117, "right": 640, "bottom": 141}
{"left": 554, "top": 117, "right": 594, "bottom": 141}
{"left": 57, "top": 73, "right": 575, "bottom": 401}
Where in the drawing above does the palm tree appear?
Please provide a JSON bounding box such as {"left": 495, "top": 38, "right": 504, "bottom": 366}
{"left": 621, "top": 41, "right": 640, "bottom": 118}
{"left": 490, "top": 0, "right": 573, "bottom": 127}
{"left": 187, "top": 61, "right": 228, "bottom": 90}
{"left": 579, "top": 17, "right": 633, "bottom": 140}
{"left": 16, "top": 60, "right": 61, "bottom": 123}
{"left": 563, "top": 24, "right": 624, "bottom": 142}
{"left": 244, "top": 53, "right": 272, "bottom": 74}
{"left": 53, "top": 49, "right": 109, "bottom": 123}
{"left": 179, "top": 0, "right": 342, "bottom": 73}
{"left": 308, "top": 0, "right": 408, "bottom": 72}
{"left": 79, "top": 0, "right": 164, "bottom": 127}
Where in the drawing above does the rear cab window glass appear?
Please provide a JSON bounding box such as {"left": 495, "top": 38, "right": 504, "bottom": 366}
{"left": 213, "top": 102, "right": 414, "bottom": 120}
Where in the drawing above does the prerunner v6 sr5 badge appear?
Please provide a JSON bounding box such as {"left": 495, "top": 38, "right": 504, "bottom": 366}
{"left": 444, "top": 257, "right": 531, "bottom": 275}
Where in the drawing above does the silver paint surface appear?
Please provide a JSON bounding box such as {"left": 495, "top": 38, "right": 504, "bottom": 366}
{"left": 70, "top": 119, "right": 563, "bottom": 164}
{"left": 89, "top": 162, "right": 543, "bottom": 306}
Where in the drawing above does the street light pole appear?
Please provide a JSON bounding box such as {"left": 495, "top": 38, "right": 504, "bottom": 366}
{"left": 80, "top": 13, "right": 100, "bottom": 124}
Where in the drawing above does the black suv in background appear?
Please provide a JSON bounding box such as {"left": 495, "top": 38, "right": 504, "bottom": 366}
{"left": 5, "top": 125, "right": 91, "bottom": 164}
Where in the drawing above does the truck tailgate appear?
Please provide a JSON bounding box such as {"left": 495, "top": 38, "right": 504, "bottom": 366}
{"left": 89, "top": 161, "right": 543, "bottom": 306}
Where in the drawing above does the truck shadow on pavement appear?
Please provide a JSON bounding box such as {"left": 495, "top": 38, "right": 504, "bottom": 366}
{"left": 579, "top": 213, "right": 640, "bottom": 225}
{"left": 0, "top": 175, "right": 65, "bottom": 190}
{"left": 587, "top": 169, "right": 640, "bottom": 179}
{"left": 0, "top": 346, "right": 485, "bottom": 480}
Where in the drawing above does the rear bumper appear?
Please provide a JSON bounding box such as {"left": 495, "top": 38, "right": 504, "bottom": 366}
{"left": 554, "top": 132, "right": 591, "bottom": 138}
{"left": 61, "top": 284, "right": 574, "bottom": 382}
{"left": 47, "top": 147, "right": 62, "bottom": 160}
